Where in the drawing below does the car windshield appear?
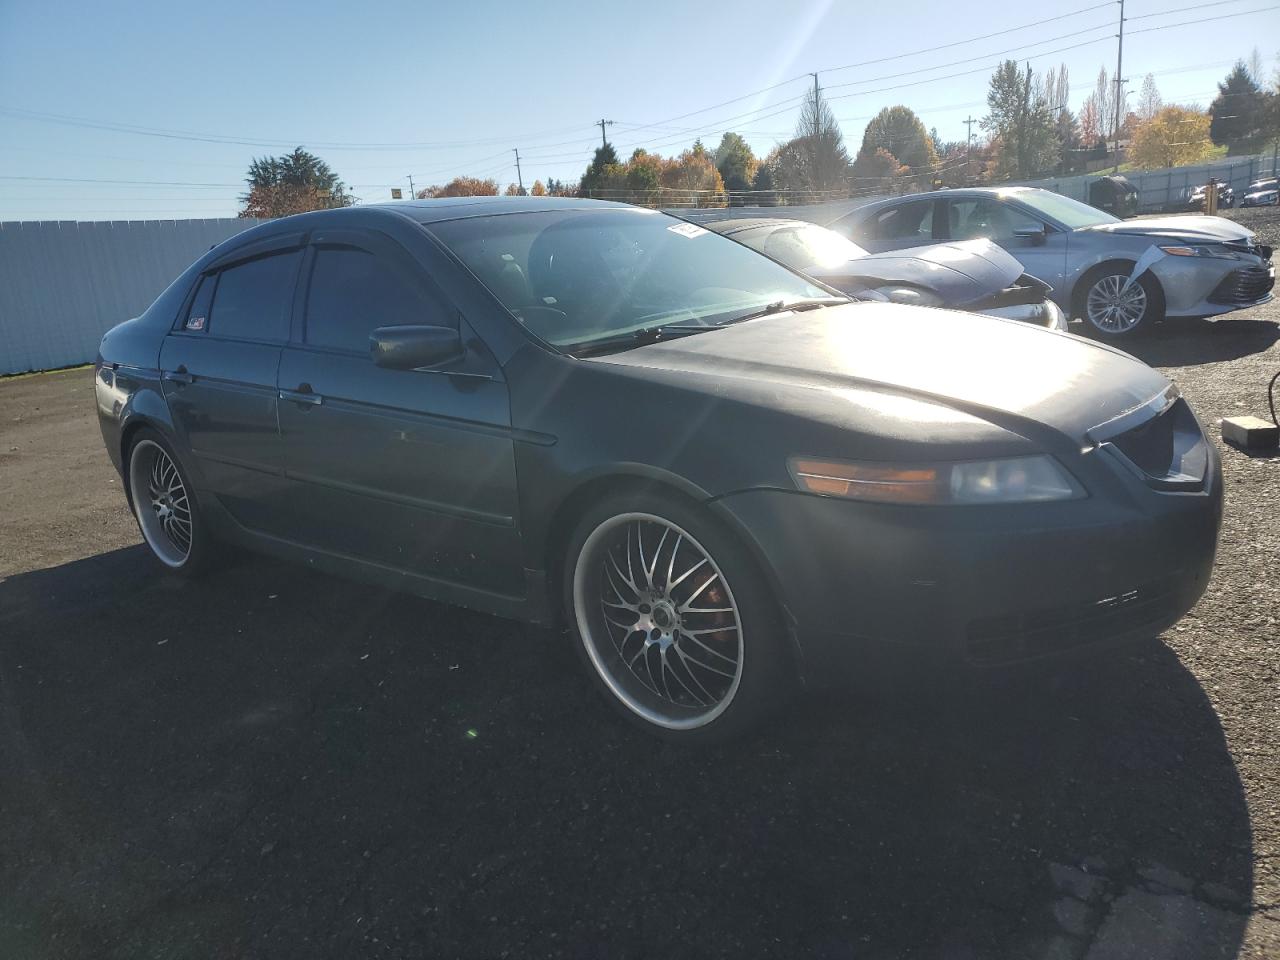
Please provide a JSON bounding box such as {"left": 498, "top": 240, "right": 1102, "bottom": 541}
{"left": 755, "top": 224, "right": 869, "bottom": 270}
{"left": 1007, "top": 190, "right": 1119, "bottom": 228}
{"left": 428, "top": 208, "right": 833, "bottom": 351}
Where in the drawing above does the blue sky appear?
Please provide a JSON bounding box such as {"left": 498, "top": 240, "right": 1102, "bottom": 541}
{"left": 1, "top": 0, "right": 1276, "bottom": 220}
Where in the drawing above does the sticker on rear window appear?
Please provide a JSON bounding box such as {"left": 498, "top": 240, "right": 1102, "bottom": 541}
{"left": 667, "top": 222, "right": 708, "bottom": 239}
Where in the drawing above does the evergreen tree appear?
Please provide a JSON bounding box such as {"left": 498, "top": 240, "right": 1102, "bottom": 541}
{"left": 982, "top": 60, "right": 1060, "bottom": 179}
{"left": 580, "top": 142, "right": 621, "bottom": 196}
{"left": 239, "top": 147, "right": 352, "bottom": 218}
{"left": 793, "top": 82, "right": 850, "bottom": 193}
{"left": 1209, "top": 62, "right": 1271, "bottom": 149}
{"left": 713, "top": 132, "right": 758, "bottom": 191}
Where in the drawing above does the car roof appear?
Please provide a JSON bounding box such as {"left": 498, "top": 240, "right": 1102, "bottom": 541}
{"left": 188, "top": 197, "right": 666, "bottom": 271}
{"left": 847, "top": 186, "right": 1043, "bottom": 217}
{"left": 368, "top": 194, "right": 638, "bottom": 224}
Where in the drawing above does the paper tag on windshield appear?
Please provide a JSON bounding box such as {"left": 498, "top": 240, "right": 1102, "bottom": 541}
{"left": 667, "top": 222, "right": 708, "bottom": 239}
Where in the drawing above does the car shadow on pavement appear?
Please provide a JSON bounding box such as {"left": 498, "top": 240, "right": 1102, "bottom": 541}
{"left": 1116, "top": 316, "right": 1280, "bottom": 367}
{"left": 0, "top": 547, "right": 1253, "bottom": 960}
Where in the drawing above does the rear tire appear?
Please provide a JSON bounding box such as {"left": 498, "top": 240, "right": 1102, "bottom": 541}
{"left": 563, "top": 490, "right": 794, "bottom": 744}
{"left": 1076, "top": 265, "right": 1165, "bottom": 338}
{"left": 126, "top": 428, "right": 216, "bottom": 576}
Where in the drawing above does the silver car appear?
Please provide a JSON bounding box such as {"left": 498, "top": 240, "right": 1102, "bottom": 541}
{"left": 830, "top": 187, "right": 1275, "bottom": 337}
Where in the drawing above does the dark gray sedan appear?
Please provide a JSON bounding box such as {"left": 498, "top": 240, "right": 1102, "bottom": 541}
{"left": 831, "top": 187, "right": 1274, "bottom": 337}
{"left": 95, "top": 197, "right": 1222, "bottom": 742}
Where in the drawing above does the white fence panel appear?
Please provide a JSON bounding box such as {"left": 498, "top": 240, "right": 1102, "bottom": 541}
{"left": 0, "top": 218, "right": 263, "bottom": 376}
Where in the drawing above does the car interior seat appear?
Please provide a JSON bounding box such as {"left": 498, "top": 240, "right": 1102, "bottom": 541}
{"left": 527, "top": 222, "right": 623, "bottom": 325}
{"left": 491, "top": 253, "right": 531, "bottom": 310}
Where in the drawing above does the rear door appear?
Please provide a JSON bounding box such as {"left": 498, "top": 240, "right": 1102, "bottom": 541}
{"left": 159, "top": 235, "right": 303, "bottom": 534}
{"left": 852, "top": 199, "right": 943, "bottom": 253}
{"left": 940, "top": 196, "right": 1069, "bottom": 291}
{"left": 274, "top": 228, "right": 522, "bottom": 597}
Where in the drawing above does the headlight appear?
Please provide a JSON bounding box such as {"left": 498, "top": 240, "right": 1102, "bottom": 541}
{"left": 1043, "top": 299, "right": 1068, "bottom": 332}
{"left": 874, "top": 286, "right": 944, "bottom": 307}
{"left": 788, "top": 455, "right": 1083, "bottom": 505}
{"left": 1159, "top": 244, "right": 1235, "bottom": 259}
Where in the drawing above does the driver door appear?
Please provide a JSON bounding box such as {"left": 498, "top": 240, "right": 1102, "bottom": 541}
{"left": 941, "top": 196, "right": 1069, "bottom": 291}
{"left": 274, "top": 228, "right": 523, "bottom": 597}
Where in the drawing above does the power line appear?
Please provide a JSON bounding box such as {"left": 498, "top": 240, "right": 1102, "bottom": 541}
{"left": 1127, "top": 0, "right": 1259, "bottom": 21}
{"left": 824, "top": 36, "right": 1115, "bottom": 105}
{"left": 0, "top": 175, "right": 241, "bottom": 188}
{"left": 823, "top": 21, "right": 1118, "bottom": 93}
{"left": 1127, "top": 4, "right": 1279, "bottom": 33}
{"left": 593, "top": 7, "right": 1121, "bottom": 156}
{"left": 6, "top": 6, "right": 1275, "bottom": 204}
{"left": 0, "top": 106, "right": 601, "bottom": 152}
{"left": 816, "top": 1, "right": 1115, "bottom": 76}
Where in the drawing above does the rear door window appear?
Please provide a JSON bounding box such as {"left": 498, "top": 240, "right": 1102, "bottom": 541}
{"left": 182, "top": 274, "right": 216, "bottom": 332}
{"left": 303, "top": 245, "right": 451, "bottom": 355}
{"left": 870, "top": 201, "right": 934, "bottom": 243}
{"left": 207, "top": 250, "right": 300, "bottom": 342}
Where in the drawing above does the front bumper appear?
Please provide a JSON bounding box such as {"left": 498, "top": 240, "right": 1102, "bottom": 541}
{"left": 1152, "top": 254, "right": 1274, "bottom": 318}
{"left": 713, "top": 439, "right": 1222, "bottom": 678}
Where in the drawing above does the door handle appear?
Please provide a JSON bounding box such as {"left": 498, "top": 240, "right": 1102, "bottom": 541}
{"left": 162, "top": 367, "right": 194, "bottom": 385}
{"left": 280, "top": 385, "right": 322, "bottom": 407}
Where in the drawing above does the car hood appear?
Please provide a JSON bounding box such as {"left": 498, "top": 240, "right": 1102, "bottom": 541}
{"left": 805, "top": 238, "right": 1023, "bottom": 306}
{"left": 599, "top": 304, "right": 1168, "bottom": 444}
{"left": 1080, "top": 214, "right": 1250, "bottom": 243}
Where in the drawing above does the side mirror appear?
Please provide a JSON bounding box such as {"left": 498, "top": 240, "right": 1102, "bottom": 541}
{"left": 1013, "top": 225, "right": 1048, "bottom": 246}
{"left": 371, "top": 324, "right": 462, "bottom": 370}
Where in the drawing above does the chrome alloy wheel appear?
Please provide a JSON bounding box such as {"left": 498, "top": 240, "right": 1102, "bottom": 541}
{"left": 128, "top": 440, "right": 193, "bottom": 568}
{"left": 573, "top": 513, "right": 744, "bottom": 730}
{"left": 1086, "top": 274, "right": 1148, "bottom": 334}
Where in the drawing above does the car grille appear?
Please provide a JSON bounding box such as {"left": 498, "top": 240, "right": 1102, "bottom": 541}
{"left": 966, "top": 577, "right": 1181, "bottom": 664}
{"left": 1207, "top": 266, "right": 1274, "bottom": 305}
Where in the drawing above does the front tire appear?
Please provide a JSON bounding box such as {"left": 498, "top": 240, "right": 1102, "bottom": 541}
{"left": 127, "top": 428, "right": 214, "bottom": 575}
{"left": 563, "top": 491, "right": 792, "bottom": 744}
{"left": 1078, "top": 266, "right": 1164, "bottom": 337}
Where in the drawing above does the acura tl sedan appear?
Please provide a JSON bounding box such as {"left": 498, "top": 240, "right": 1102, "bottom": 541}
{"left": 96, "top": 197, "right": 1222, "bottom": 742}
{"left": 704, "top": 216, "right": 1067, "bottom": 330}
{"left": 831, "top": 187, "right": 1274, "bottom": 337}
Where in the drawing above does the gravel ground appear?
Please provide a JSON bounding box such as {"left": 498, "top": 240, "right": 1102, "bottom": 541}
{"left": 0, "top": 219, "right": 1277, "bottom": 957}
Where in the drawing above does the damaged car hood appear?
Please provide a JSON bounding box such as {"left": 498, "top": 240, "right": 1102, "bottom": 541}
{"left": 805, "top": 238, "right": 1024, "bottom": 307}
{"left": 1080, "top": 215, "right": 1251, "bottom": 243}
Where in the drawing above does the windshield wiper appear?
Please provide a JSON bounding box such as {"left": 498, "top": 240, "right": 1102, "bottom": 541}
{"left": 569, "top": 323, "right": 718, "bottom": 358}
{"left": 716, "top": 297, "right": 848, "bottom": 326}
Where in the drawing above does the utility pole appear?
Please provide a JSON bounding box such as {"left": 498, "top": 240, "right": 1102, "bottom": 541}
{"left": 811, "top": 72, "right": 821, "bottom": 195}
{"left": 596, "top": 118, "right": 613, "bottom": 149}
{"left": 513, "top": 148, "right": 524, "bottom": 194}
{"left": 406, "top": 174, "right": 415, "bottom": 199}
{"left": 964, "top": 115, "right": 976, "bottom": 184}
{"left": 1112, "top": 0, "right": 1126, "bottom": 173}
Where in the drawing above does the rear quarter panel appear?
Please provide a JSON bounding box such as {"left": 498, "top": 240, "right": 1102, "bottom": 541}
{"left": 95, "top": 266, "right": 196, "bottom": 479}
